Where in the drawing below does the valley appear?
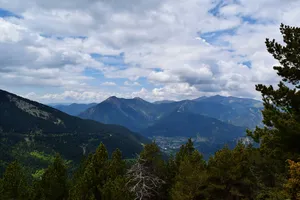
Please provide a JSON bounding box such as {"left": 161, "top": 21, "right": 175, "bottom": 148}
{"left": 0, "top": 88, "right": 264, "bottom": 175}
{"left": 53, "top": 94, "right": 263, "bottom": 158}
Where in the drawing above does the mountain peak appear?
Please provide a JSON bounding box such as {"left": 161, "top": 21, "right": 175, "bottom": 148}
{"left": 105, "top": 96, "right": 120, "bottom": 102}
{"left": 133, "top": 97, "right": 146, "bottom": 102}
{"left": 101, "top": 96, "right": 122, "bottom": 106}
{"left": 107, "top": 96, "right": 118, "bottom": 100}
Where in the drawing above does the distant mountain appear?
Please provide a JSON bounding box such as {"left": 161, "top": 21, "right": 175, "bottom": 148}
{"left": 53, "top": 103, "right": 97, "bottom": 116}
{"left": 142, "top": 111, "right": 246, "bottom": 142}
{"left": 47, "top": 103, "right": 70, "bottom": 107}
{"left": 0, "top": 89, "right": 149, "bottom": 165}
{"left": 167, "top": 99, "right": 263, "bottom": 129}
{"left": 79, "top": 95, "right": 263, "bottom": 132}
{"left": 153, "top": 100, "right": 176, "bottom": 104}
{"left": 194, "top": 95, "right": 263, "bottom": 108}
{"left": 79, "top": 96, "right": 162, "bottom": 132}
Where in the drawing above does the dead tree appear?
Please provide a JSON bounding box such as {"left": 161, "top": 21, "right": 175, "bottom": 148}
{"left": 126, "top": 157, "right": 165, "bottom": 200}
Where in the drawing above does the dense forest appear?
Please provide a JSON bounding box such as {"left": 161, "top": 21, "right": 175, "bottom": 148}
{"left": 1, "top": 23, "right": 300, "bottom": 200}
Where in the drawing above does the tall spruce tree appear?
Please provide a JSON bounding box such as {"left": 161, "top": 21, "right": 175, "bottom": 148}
{"left": 107, "top": 149, "right": 126, "bottom": 179}
{"left": 101, "top": 148, "right": 132, "bottom": 200}
{"left": 69, "top": 143, "right": 109, "bottom": 200}
{"left": 171, "top": 150, "right": 207, "bottom": 200}
{"left": 0, "top": 161, "right": 30, "bottom": 200}
{"left": 38, "top": 154, "right": 69, "bottom": 200}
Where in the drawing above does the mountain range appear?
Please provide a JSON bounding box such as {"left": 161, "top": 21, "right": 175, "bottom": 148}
{"left": 75, "top": 95, "right": 263, "bottom": 133}
{"left": 0, "top": 89, "right": 149, "bottom": 173}
{"left": 49, "top": 95, "right": 263, "bottom": 158}
{"left": 0, "top": 88, "right": 264, "bottom": 173}
{"left": 51, "top": 95, "right": 263, "bottom": 156}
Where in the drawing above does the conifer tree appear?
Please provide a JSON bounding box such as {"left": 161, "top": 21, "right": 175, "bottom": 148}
{"left": 246, "top": 23, "right": 300, "bottom": 199}
{"left": 0, "top": 161, "right": 30, "bottom": 200}
{"left": 171, "top": 150, "right": 207, "bottom": 200}
{"left": 107, "top": 148, "right": 126, "bottom": 179}
{"left": 101, "top": 148, "right": 132, "bottom": 200}
{"left": 206, "top": 143, "right": 257, "bottom": 200}
{"left": 175, "top": 138, "right": 195, "bottom": 167}
{"left": 69, "top": 143, "right": 109, "bottom": 200}
{"left": 38, "top": 154, "right": 69, "bottom": 200}
{"left": 248, "top": 23, "right": 300, "bottom": 160}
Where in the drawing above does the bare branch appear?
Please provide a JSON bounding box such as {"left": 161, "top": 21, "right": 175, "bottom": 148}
{"left": 126, "top": 156, "right": 165, "bottom": 200}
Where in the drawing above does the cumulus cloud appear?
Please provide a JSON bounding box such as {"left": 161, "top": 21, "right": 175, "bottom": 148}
{"left": 0, "top": 0, "right": 299, "bottom": 103}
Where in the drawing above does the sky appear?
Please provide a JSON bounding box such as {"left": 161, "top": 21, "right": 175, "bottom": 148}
{"left": 0, "top": 0, "right": 299, "bottom": 103}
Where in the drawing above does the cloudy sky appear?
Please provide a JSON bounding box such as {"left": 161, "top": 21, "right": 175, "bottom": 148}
{"left": 0, "top": 0, "right": 299, "bottom": 103}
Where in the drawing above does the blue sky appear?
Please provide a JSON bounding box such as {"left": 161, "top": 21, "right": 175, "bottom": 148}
{"left": 0, "top": 0, "right": 299, "bottom": 103}
{"left": 0, "top": 8, "right": 21, "bottom": 18}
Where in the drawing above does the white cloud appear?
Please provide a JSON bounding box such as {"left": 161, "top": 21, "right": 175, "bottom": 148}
{"left": 101, "top": 81, "right": 116, "bottom": 86}
{"left": 124, "top": 81, "right": 140, "bottom": 86}
{"left": 0, "top": 0, "right": 298, "bottom": 102}
{"left": 0, "top": 18, "right": 26, "bottom": 42}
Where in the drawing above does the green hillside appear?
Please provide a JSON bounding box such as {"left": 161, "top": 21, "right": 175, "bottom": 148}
{"left": 0, "top": 89, "right": 149, "bottom": 173}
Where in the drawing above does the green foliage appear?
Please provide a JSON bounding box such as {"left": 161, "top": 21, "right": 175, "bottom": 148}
{"left": 171, "top": 150, "right": 207, "bottom": 200}
{"left": 101, "top": 176, "right": 132, "bottom": 200}
{"left": 35, "top": 154, "right": 69, "bottom": 200}
{"left": 247, "top": 23, "right": 300, "bottom": 160}
{"left": 206, "top": 143, "right": 258, "bottom": 200}
{"left": 0, "top": 161, "right": 30, "bottom": 200}
{"left": 245, "top": 23, "right": 300, "bottom": 199}
{"left": 30, "top": 151, "right": 56, "bottom": 163}
{"left": 107, "top": 149, "right": 126, "bottom": 179}
{"left": 69, "top": 143, "right": 130, "bottom": 200}
{"left": 175, "top": 138, "right": 195, "bottom": 166}
{"left": 70, "top": 143, "right": 109, "bottom": 199}
{"left": 140, "top": 142, "right": 165, "bottom": 172}
{"left": 32, "top": 168, "right": 46, "bottom": 180}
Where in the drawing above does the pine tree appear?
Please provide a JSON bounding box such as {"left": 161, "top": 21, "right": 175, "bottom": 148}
{"left": 101, "top": 148, "right": 132, "bottom": 200}
{"left": 69, "top": 143, "right": 109, "bottom": 200}
{"left": 171, "top": 150, "right": 207, "bottom": 200}
{"left": 107, "top": 149, "right": 126, "bottom": 180}
{"left": 247, "top": 23, "right": 300, "bottom": 160}
{"left": 0, "top": 161, "right": 30, "bottom": 200}
{"left": 206, "top": 143, "right": 258, "bottom": 200}
{"left": 246, "top": 23, "right": 300, "bottom": 199}
{"left": 175, "top": 138, "right": 195, "bottom": 167}
{"left": 38, "top": 154, "right": 69, "bottom": 200}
